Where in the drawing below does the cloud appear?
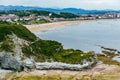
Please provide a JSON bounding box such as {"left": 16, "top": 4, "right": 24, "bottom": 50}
{"left": 0, "top": 0, "right": 119, "bottom": 10}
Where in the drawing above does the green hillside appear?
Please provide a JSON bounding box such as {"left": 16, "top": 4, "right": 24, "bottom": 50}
{"left": 0, "top": 22, "right": 96, "bottom": 64}
{"left": 0, "top": 10, "right": 78, "bottom": 18}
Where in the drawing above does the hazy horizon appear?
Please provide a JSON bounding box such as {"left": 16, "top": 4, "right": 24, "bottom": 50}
{"left": 0, "top": 5, "right": 120, "bottom": 11}
{"left": 0, "top": 0, "right": 120, "bottom": 10}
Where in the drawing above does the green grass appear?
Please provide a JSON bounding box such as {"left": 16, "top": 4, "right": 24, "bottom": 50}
{"left": 0, "top": 22, "right": 96, "bottom": 64}
{"left": 97, "top": 54, "right": 120, "bottom": 66}
{"left": 97, "top": 50, "right": 120, "bottom": 66}
{"left": 0, "top": 22, "right": 36, "bottom": 42}
{"left": 0, "top": 37, "right": 14, "bottom": 52}
{"left": 22, "top": 40, "right": 95, "bottom": 64}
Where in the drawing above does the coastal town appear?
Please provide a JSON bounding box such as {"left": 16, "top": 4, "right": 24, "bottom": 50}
{"left": 0, "top": 11, "right": 120, "bottom": 24}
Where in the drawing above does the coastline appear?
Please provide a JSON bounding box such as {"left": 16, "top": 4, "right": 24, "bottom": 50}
{"left": 0, "top": 19, "right": 120, "bottom": 80}
{"left": 21, "top": 19, "right": 120, "bottom": 80}
{"left": 25, "top": 19, "right": 119, "bottom": 32}
{"left": 25, "top": 20, "right": 94, "bottom": 32}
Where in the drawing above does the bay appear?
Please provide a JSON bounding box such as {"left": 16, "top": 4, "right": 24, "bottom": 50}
{"left": 35, "top": 19, "right": 120, "bottom": 53}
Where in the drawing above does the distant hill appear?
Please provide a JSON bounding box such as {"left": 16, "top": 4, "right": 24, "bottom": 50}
{"left": 0, "top": 5, "right": 120, "bottom": 15}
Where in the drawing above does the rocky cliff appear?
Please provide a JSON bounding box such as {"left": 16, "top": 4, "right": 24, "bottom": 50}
{"left": 0, "top": 22, "right": 97, "bottom": 71}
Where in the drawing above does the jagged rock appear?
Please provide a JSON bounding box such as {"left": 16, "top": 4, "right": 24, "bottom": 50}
{"left": 0, "top": 34, "right": 36, "bottom": 71}
{"left": 23, "top": 58, "right": 36, "bottom": 70}
{"left": 0, "top": 52, "right": 36, "bottom": 71}
{"left": 0, "top": 53, "right": 22, "bottom": 71}
{"left": 36, "top": 61, "right": 97, "bottom": 71}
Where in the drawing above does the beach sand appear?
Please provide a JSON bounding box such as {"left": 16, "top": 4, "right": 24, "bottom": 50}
{"left": 25, "top": 19, "right": 117, "bottom": 32}
{"left": 25, "top": 21, "right": 83, "bottom": 32}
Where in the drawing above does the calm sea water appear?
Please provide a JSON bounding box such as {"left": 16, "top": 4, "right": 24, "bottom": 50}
{"left": 35, "top": 19, "right": 120, "bottom": 53}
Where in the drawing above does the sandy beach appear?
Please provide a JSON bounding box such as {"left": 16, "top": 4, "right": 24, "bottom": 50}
{"left": 25, "top": 19, "right": 115, "bottom": 32}
{"left": 25, "top": 21, "right": 83, "bottom": 32}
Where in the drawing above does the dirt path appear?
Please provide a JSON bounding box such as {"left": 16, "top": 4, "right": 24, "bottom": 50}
{"left": 7, "top": 63, "right": 120, "bottom": 80}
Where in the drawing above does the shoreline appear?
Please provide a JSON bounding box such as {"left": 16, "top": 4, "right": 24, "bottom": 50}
{"left": 25, "top": 19, "right": 119, "bottom": 32}
{"left": 25, "top": 20, "right": 82, "bottom": 32}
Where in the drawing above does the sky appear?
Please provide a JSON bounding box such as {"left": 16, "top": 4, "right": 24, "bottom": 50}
{"left": 0, "top": 0, "right": 120, "bottom": 10}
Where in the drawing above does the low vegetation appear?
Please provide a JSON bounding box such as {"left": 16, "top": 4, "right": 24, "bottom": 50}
{"left": 0, "top": 37, "right": 14, "bottom": 52}
{"left": 22, "top": 39, "right": 95, "bottom": 64}
{"left": 8, "top": 75, "right": 120, "bottom": 80}
{"left": 0, "top": 21, "right": 36, "bottom": 42}
{"left": 5, "top": 70, "right": 120, "bottom": 80}
{"left": 97, "top": 50, "right": 120, "bottom": 66}
{"left": 0, "top": 10, "right": 78, "bottom": 18}
{"left": 0, "top": 22, "right": 96, "bottom": 64}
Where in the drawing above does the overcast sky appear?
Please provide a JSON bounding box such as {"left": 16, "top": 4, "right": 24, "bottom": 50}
{"left": 0, "top": 0, "right": 120, "bottom": 10}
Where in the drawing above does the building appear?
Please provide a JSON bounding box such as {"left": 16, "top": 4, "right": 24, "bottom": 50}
{"left": 0, "top": 14, "right": 19, "bottom": 22}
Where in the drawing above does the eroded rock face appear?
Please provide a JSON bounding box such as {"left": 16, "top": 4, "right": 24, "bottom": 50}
{"left": 0, "top": 33, "right": 97, "bottom": 71}
{"left": 23, "top": 58, "right": 36, "bottom": 70}
{"left": 0, "top": 51, "right": 36, "bottom": 71}
{"left": 36, "top": 60, "right": 97, "bottom": 71}
{"left": 0, "top": 50, "right": 96, "bottom": 71}
{"left": 0, "top": 34, "right": 36, "bottom": 71}
{"left": 0, "top": 52, "right": 22, "bottom": 71}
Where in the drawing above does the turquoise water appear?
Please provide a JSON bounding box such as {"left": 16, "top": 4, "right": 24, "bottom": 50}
{"left": 35, "top": 19, "right": 120, "bottom": 53}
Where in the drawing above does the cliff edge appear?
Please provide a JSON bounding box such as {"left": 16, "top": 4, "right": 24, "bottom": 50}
{"left": 0, "top": 22, "right": 97, "bottom": 71}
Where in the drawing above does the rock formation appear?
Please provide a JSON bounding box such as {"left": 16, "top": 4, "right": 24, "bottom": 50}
{"left": 0, "top": 22, "right": 97, "bottom": 71}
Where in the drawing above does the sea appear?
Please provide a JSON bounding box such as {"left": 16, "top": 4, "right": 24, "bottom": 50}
{"left": 34, "top": 19, "right": 120, "bottom": 62}
{"left": 35, "top": 19, "right": 120, "bottom": 61}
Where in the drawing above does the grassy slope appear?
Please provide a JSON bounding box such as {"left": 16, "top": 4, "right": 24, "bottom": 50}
{"left": 0, "top": 22, "right": 36, "bottom": 42}
{"left": 0, "top": 22, "right": 95, "bottom": 64}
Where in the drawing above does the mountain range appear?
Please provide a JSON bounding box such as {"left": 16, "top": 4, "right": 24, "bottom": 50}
{"left": 0, "top": 5, "right": 120, "bottom": 15}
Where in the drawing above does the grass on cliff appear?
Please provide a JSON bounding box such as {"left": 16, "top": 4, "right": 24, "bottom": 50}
{"left": 0, "top": 22, "right": 36, "bottom": 42}
{"left": 22, "top": 40, "right": 95, "bottom": 64}
{"left": 0, "top": 37, "right": 14, "bottom": 52}
{"left": 0, "top": 22, "right": 96, "bottom": 64}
